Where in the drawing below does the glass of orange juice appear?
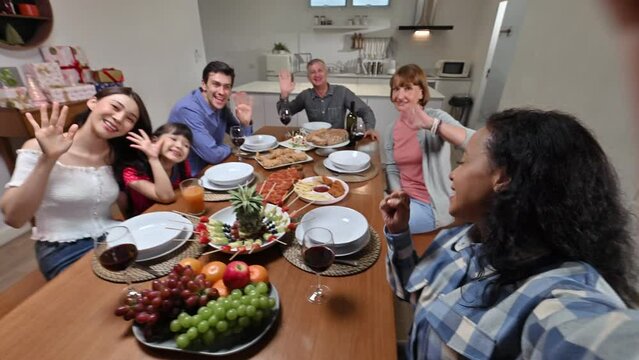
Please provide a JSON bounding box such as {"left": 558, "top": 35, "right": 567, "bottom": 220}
{"left": 179, "top": 178, "right": 205, "bottom": 215}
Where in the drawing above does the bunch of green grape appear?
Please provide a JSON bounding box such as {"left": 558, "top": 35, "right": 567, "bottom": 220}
{"left": 169, "top": 282, "right": 276, "bottom": 349}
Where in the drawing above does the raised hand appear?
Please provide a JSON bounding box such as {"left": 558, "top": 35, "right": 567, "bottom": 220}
{"left": 232, "top": 91, "right": 253, "bottom": 127}
{"left": 127, "top": 129, "right": 162, "bottom": 160}
{"left": 379, "top": 191, "right": 411, "bottom": 234}
{"left": 278, "top": 69, "right": 295, "bottom": 98}
{"left": 399, "top": 103, "right": 435, "bottom": 130}
{"left": 601, "top": 0, "right": 639, "bottom": 28}
{"left": 26, "top": 102, "right": 78, "bottom": 160}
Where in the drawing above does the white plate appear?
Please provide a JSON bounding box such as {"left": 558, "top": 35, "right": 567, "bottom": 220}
{"left": 121, "top": 212, "right": 193, "bottom": 259}
{"left": 255, "top": 153, "right": 313, "bottom": 170}
{"left": 240, "top": 142, "right": 279, "bottom": 153}
{"left": 301, "top": 121, "right": 331, "bottom": 132}
{"left": 295, "top": 206, "right": 368, "bottom": 247}
{"left": 308, "top": 139, "right": 350, "bottom": 149}
{"left": 333, "top": 230, "right": 370, "bottom": 257}
{"left": 329, "top": 150, "right": 371, "bottom": 171}
{"left": 206, "top": 203, "right": 290, "bottom": 254}
{"left": 278, "top": 139, "right": 315, "bottom": 151}
{"left": 204, "top": 162, "right": 254, "bottom": 186}
{"left": 132, "top": 285, "right": 280, "bottom": 355}
{"left": 137, "top": 227, "right": 192, "bottom": 262}
{"left": 293, "top": 176, "right": 349, "bottom": 205}
{"left": 199, "top": 174, "right": 255, "bottom": 192}
{"left": 323, "top": 158, "right": 371, "bottom": 174}
{"left": 244, "top": 134, "right": 277, "bottom": 149}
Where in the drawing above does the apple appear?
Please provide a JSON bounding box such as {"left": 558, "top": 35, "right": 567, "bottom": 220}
{"left": 223, "top": 261, "right": 250, "bottom": 290}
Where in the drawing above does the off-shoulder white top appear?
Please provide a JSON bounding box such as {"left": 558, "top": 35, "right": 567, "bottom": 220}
{"left": 5, "top": 149, "right": 120, "bottom": 242}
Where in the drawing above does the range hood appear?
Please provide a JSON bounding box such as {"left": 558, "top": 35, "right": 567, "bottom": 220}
{"left": 398, "top": 0, "right": 453, "bottom": 31}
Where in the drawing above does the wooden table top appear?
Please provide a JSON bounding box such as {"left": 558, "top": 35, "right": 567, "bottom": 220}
{"left": 0, "top": 126, "right": 436, "bottom": 359}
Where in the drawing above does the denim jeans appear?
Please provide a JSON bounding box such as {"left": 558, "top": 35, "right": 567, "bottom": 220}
{"left": 408, "top": 197, "right": 436, "bottom": 234}
{"left": 34, "top": 238, "right": 93, "bottom": 280}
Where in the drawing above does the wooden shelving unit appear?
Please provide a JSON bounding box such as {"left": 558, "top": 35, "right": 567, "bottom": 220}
{"left": 0, "top": 0, "right": 53, "bottom": 50}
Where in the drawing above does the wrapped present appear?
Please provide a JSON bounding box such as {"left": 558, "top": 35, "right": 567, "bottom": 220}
{"left": 92, "top": 68, "right": 124, "bottom": 83}
{"left": 94, "top": 82, "right": 124, "bottom": 93}
{"left": 39, "top": 46, "right": 93, "bottom": 85}
{"left": 44, "top": 85, "right": 96, "bottom": 103}
{"left": 22, "top": 63, "right": 66, "bottom": 88}
{"left": 0, "top": 86, "right": 33, "bottom": 109}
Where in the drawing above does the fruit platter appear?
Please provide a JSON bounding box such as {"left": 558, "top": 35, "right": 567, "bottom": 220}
{"left": 117, "top": 258, "right": 280, "bottom": 355}
{"left": 196, "top": 185, "right": 295, "bottom": 255}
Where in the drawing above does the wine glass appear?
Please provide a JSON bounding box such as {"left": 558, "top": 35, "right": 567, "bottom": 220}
{"left": 279, "top": 102, "right": 292, "bottom": 126}
{"left": 230, "top": 125, "right": 245, "bottom": 160}
{"left": 94, "top": 226, "right": 139, "bottom": 299}
{"left": 350, "top": 118, "right": 366, "bottom": 148}
{"left": 301, "top": 227, "right": 335, "bottom": 304}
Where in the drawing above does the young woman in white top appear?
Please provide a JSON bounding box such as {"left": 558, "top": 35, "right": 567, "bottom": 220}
{"left": 0, "top": 87, "right": 152, "bottom": 280}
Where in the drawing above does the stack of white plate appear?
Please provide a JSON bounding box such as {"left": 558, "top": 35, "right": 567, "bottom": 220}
{"left": 243, "top": 135, "right": 277, "bottom": 152}
{"left": 326, "top": 150, "right": 371, "bottom": 173}
{"left": 301, "top": 121, "right": 331, "bottom": 133}
{"left": 295, "top": 206, "right": 370, "bottom": 257}
{"left": 121, "top": 212, "right": 194, "bottom": 262}
{"left": 202, "top": 162, "right": 254, "bottom": 190}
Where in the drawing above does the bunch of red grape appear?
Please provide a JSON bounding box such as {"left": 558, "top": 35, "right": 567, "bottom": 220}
{"left": 114, "top": 264, "right": 219, "bottom": 340}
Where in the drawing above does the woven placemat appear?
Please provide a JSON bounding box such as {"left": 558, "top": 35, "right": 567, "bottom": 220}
{"left": 203, "top": 172, "right": 266, "bottom": 202}
{"left": 312, "top": 161, "right": 379, "bottom": 183}
{"left": 281, "top": 226, "right": 381, "bottom": 277}
{"left": 92, "top": 241, "right": 205, "bottom": 283}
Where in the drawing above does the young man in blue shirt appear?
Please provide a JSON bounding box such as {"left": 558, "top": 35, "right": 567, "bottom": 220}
{"left": 169, "top": 61, "right": 253, "bottom": 176}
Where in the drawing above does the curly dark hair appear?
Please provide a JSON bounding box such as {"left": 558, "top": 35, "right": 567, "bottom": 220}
{"left": 477, "top": 108, "right": 638, "bottom": 306}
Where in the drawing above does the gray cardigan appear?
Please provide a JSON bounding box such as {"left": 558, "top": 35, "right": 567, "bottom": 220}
{"left": 383, "top": 108, "right": 475, "bottom": 228}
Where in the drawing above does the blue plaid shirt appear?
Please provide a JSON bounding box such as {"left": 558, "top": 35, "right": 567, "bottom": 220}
{"left": 385, "top": 224, "right": 639, "bottom": 359}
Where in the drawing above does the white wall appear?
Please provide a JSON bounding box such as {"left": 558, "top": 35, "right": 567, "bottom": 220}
{"left": 499, "top": 0, "right": 638, "bottom": 205}
{"left": 198, "top": 0, "right": 498, "bottom": 87}
{"left": 0, "top": 0, "right": 206, "bottom": 241}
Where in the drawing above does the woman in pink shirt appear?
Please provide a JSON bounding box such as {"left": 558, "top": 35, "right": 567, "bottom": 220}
{"left": 383, "top": 64, "right": 474, "bottom": 233}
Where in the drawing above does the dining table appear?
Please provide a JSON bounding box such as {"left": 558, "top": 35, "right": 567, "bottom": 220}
{"left": 0, "top": 126, "right": 436, "bottom": 359}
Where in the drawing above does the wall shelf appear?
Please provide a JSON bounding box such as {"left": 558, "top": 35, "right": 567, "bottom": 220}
{"left": 0, "top": 0, "right": 53, "bottom": 50}
{"left": 312, "top": 25, "right": 369, "bottom": 31}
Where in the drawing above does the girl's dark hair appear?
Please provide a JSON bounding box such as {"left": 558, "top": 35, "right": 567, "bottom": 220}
{"left": 73, "top": 86, "right": 152, "bottom": 185}
{"left": 478, "top": 108, "right": 637, "bottom": 306}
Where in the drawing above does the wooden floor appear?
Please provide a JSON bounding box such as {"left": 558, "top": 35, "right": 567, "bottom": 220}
{"left": 0, "top": 231, "right": 38, "bottom": 293}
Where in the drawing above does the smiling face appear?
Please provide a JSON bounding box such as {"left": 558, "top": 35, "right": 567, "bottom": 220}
{"left": 449, "top": 128, "right": 505, "bottom": 223}
{"left": 307, "top": 61, "right": 328, "bottom": 88}
{"left": 86, "top": 94, "right": 140, "bottom": 139}
{"left": 201, "top": 72, "right": 233, "bottom": 110}
{"left": 157, "top": 132, "right": 190, "bottom": 164}
{"left": 391, "top": 79, "right": 424, "bottom": 112}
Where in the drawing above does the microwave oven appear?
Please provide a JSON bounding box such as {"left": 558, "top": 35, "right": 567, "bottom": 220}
{"left": 435, "top": 60, "right": 470, "bottom": 78}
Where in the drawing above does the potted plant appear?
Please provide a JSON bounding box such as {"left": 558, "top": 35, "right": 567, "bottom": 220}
{"left": 272, "top": 42, "right": 290, "bottom": 54}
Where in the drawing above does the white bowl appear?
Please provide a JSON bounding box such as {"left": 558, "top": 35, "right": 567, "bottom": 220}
{"left": 121, "top": 212, "right": 193, "bottom": 260}
{"left": 244, "top": 135, "right": 277, "bottom": 150}
{"left": 295, "top": 206, "right": 368, "bottom": 248}
{"left": 204, "top": 162, "right": 254, "bottom": 186}
{"left": 328, "top": 151, "right": 371, "bottom": 171}
{"left": 302, "top": 121, "right": 331, "bottom": 132}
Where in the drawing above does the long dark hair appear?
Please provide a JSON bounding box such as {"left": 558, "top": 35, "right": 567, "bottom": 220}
{"left": 477, "top": 109, "right": 637, "bottom": 306}
{"left": 73, "top": 86, "right": 152, "bottom": 185}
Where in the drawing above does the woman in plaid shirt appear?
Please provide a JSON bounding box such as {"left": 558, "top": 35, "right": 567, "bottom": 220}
{"left": 381, "top": 109, "right": 639, "bottom": 359}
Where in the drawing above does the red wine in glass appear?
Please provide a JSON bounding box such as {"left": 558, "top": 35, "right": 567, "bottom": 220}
{"left": 303, "top": 246, "right": 335, "bottom": 273}
{"left": 99, "top": 243, "right": 138, "bottom": 272}
{"left": 232, "top": 137, "right": 245, "bottom": 147}
{"left": 280, "top": 110, "right": 292, "bottom": 126}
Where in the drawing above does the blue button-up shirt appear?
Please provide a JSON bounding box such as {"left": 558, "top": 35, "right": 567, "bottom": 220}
{"left": 385, "top": 225, "right": 639, "bottom": 359}
{"left": 168, "top": 89, "right": 252, "bottom": 176}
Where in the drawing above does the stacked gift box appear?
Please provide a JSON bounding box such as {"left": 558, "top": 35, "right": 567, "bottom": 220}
{"left": 0, "top": 67, "right": 33, "bottom": 109}
{"left": 92, "top": 68, "right": 124, "bottom": 93}
{"left": 22, "top": 62, "right": 96, "bottom": 103}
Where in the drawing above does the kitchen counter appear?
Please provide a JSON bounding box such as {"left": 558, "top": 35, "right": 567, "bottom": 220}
{"left": 234, "top": 81, "right": 445, "bottom": 100}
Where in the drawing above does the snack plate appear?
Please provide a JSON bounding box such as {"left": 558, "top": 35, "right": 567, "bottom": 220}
{"left": 132, "top": 285, "right": 280, "bottom": 356}
{"left": 278, "top": 139, "right": 315, "bottom": 151}
{"left": 293, "top": 176, "right": 349, "bottom": 205}
{"left": 307, "top": 139, "right": 350, "bottom": 149}
{"left": 255, "top": 153, "right": 314, "bottom": 170}
{"left": 206, "top": 204, "right": 291, "bottom": 254}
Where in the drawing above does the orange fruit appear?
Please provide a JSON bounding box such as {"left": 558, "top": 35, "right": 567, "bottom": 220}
{"left": 201, "top": 261, "right": 227, "bottom": 283}
{"left": 249, "top": 265, "right": 269, "bottom": 284}
{"left": 178, "top": 257, "right": 203, "bottom": 274}
{"left": 213, "top": 279, "right": 229, "bottom": 297}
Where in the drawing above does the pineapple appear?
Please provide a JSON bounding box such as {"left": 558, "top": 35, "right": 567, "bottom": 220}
{"left": 229, "top": 185, "right": 264, "bottom": 238}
